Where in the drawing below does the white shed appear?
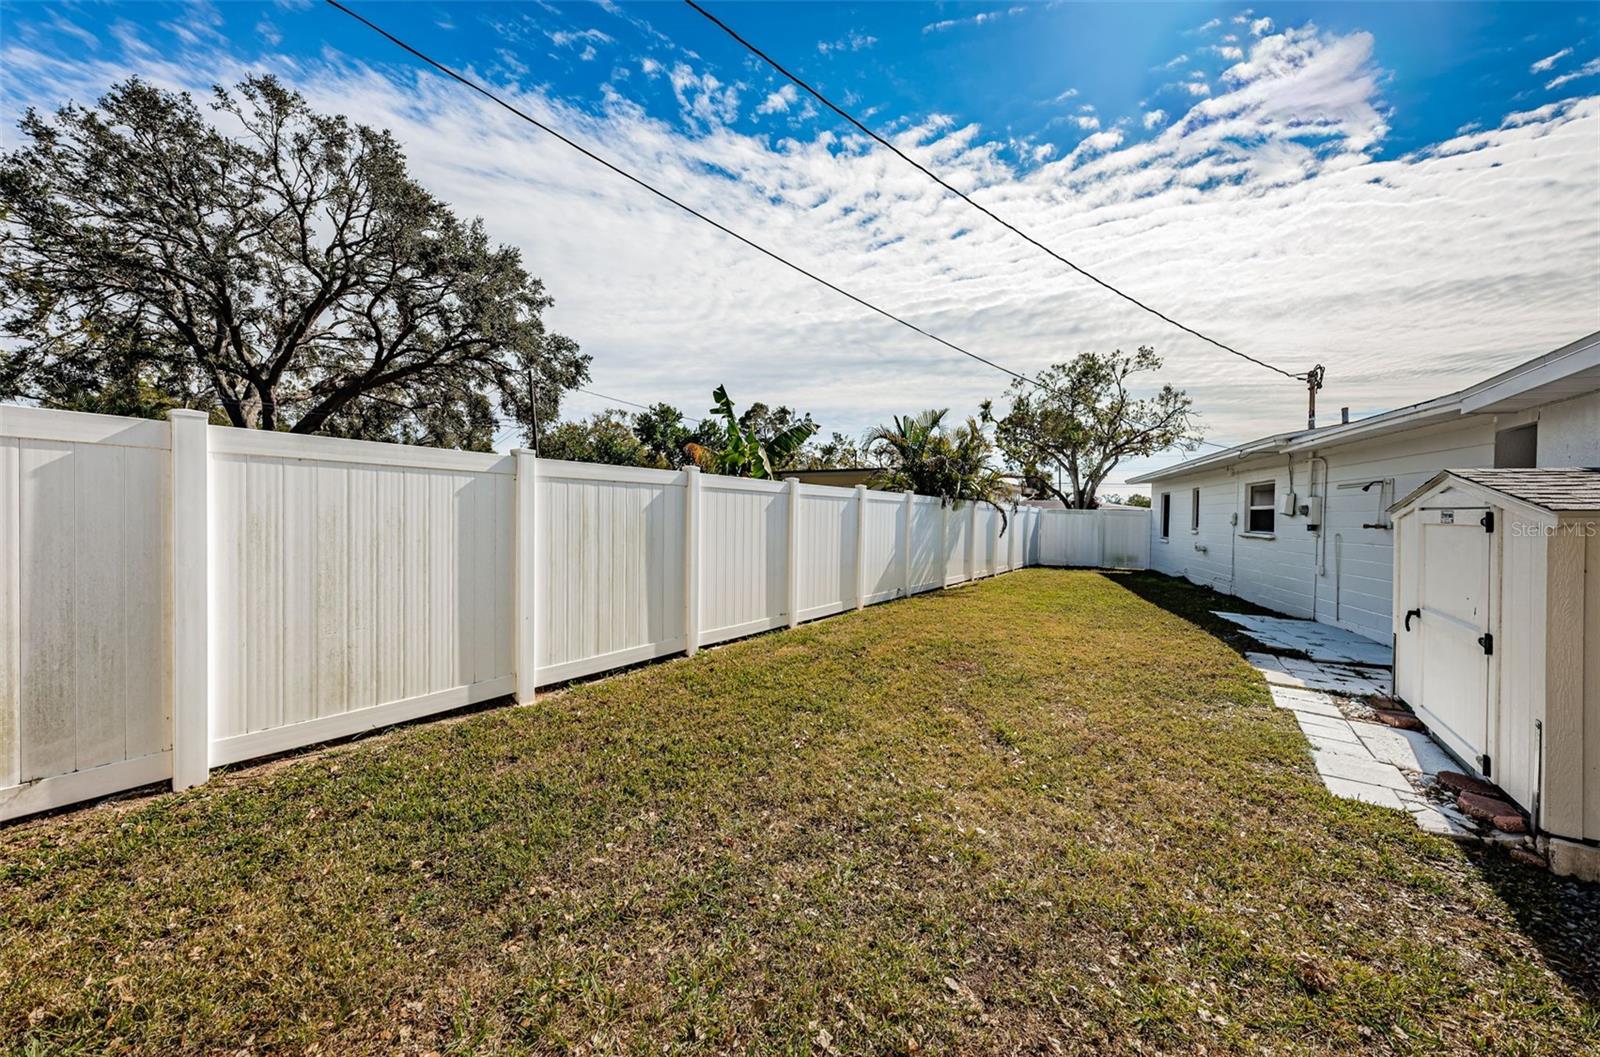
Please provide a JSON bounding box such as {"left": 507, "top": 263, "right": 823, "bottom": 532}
{"left": 1391, "top": 468, "right": 1600, "bottom": 879}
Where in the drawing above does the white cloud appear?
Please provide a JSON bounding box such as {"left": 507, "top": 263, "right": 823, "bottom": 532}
{"left": 667, "top": 62, "right": 740, "bottom": 125}
{"left": 1531, "top": 48, "right": 1572, "bottom": 74}
{"left": 639, "top": 57, "right": 662, "bottom": 76}
{"left": 1053, "top": 87, "right": 1079, "bottom": 102}
{"left": 1548, "top": 57, "right": 1600, "bottom": 90}
{"left": 549, "top": 28, "right": 613, "bottom": 49}
{"left": 923, "top": 6, "right": 1025, "bottom": 34}
{"left": 1179, "top": 81, "right": 1212, "bottom": 97}
{"left": 1071, "top": 114, "right": 1101, "bottom": 130}
{"left": 1213, "top": 45, "right": 1244, "bottom": 61}
{"left": 1250, "top": 17, "right": 1274, "bottom": 37}
{"left": 1193, "top": 18, "right": 1221, "bottom": 34}
{"left": 1161, "top": 53, "right": 1189, "bottom": 70}
{"left": 1031, "top": 143, "right": 1056, "bottom": 162}
{"left": 2, "top": 18, "right": 1596, "bottom": 473}
{"left": 1076, "top": 129, "right": 1124, "bottom": 153}
{"left": 817, "top": 31, "right": 876, "bottom": 54}
{"left": 1143, "top": 109, "right": 1168, "bottom": 129}
{"left": 756, "top": 83, "right": 798, "bottom": 115}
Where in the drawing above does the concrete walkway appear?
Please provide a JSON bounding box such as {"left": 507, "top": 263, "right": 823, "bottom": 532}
{"left": 1221, "top": 610, "right": 1486, "bottom": 840}
{"left": 1215, "top": 612, "right": 1393, "bottom": 667}
{"left": 1266, "top": 682, "right": 1477, "bottom": 836}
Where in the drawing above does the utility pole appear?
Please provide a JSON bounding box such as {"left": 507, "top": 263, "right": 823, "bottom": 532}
{"left": 1305, "top": 364, "right": 1326, "bottom": 430}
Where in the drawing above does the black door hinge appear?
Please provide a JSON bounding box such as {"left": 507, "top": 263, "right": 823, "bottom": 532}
{"left": 1481, "top": 511, "right": 1494, "bottom": 533}
{"left": 1478, "top": 632, "right": 1494, "bottom": 656}
{"left": 1477, "top": 753, "right": 1492, "bottom": 778}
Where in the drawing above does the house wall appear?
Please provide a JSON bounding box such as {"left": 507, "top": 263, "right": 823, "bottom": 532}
{"left": 1535, "top": 390, "right": 1600, "bottom": 465}
{"left": 1148, "top": 417, "right": 1497, "bottom": 640}
{"left": 1306, "top": 418, "right": 1497, "bottom": 641}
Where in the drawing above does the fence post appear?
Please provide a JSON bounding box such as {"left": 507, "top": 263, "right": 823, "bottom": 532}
{"left": 1008, "top": 504, "right": 1018, "bottom": 571}
{"left": 854, "top": 484, "right": 868, "bottom": 610}
{"left": 940, "top": 501, "right": 950, "bottom": 588}
{"left": 685, "top": 466, "right": 702, "bottom": 654}
{"left": 168, "top": 409, "right": 210, "bottom": 790}
{"left": 900, "top": 490, "right": 913, "bottom": 597}
{"left": 514, "top": 449, "right": 538, "bottom": 705}
{"left": 966, "top": 501, "right": 977, "bottom": 581}
{"left": 786, "top": 477, "right": 801, "bottom": 629}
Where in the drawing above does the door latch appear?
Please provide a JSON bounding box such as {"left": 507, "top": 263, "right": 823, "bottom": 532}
{"left": 1480, "top": 511, "right": 1495, "bottom": 533}
{"left": 1478, "top": 632, "right": 1494, "bottom": 656}
{"left": 1404, "top": 608, "right": 1421, "bottom": 631}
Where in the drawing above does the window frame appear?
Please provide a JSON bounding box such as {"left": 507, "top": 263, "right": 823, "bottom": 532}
{"left": 1190, "top": 487, "right": 1201, "bottom": 532}
{"left": 1245, "top": 481, "right": 1277, "bottom": 535}
{"left": 1159, "top": 492, "right": 1172, "bottom": 540}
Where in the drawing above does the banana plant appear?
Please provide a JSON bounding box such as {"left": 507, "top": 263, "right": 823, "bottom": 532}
{"left": 683, "top": 385, "right": 818, "bottom": 479}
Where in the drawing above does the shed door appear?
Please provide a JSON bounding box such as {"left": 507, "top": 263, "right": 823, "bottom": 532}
{"left": 1416, "top": 509, "right": 1494, "bottom": 773}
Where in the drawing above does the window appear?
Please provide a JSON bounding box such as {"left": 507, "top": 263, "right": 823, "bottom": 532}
{"left": 1246, "top": 482, "right": 1276, "bottom": 534}
{"left": 1159, "top": 493, "right": 1172, "bottom": 539}
{"left": 1190, "top": 488, "right": 1201, "bottom": 532}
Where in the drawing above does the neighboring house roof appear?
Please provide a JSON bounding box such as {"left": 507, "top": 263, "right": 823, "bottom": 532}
{"left": 1128, "top": 330, "right": 1600, "bottom": 485}
{"left": 785, "top": 467, "right": 880, "bottom": 488}
{"left": 1392, "top": 467, "right": 1600, "bottom": 516}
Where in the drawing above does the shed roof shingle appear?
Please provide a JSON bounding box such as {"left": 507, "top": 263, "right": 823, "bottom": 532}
{"left": 1446, "top": 468, "right": 1600, "bottom": 512}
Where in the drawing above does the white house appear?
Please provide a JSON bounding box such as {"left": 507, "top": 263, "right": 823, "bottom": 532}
{"left": 1127, "top": 332, "right": 1600, "bottom": 643}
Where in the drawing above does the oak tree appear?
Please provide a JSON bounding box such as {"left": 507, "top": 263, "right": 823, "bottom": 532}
{"left": 0, "top": 76, "right": 587, "bottom": 448}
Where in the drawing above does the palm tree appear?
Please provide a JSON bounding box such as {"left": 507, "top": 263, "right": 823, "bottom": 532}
{"left": 866, "top": 409, "right": 1014, "bottom": 532}
{"left": 683, "top": 385, "right": 818, "bottom": 479}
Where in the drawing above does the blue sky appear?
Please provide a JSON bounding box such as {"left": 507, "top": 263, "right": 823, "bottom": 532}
{"left": 2, "top": 1, "right": 1598, "bottom": 483}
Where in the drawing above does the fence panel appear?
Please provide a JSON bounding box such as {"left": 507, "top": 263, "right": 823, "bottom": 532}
{"left": 0, "top": 408, "right": 173, "bottom": 818}
{"left": 700, "top": 477, "right": 789, "bottom": 645}
{"left": 908, "top": 495, "right": 945, "bottom": 593}
{"left": 863, "top": 492, "right": 908, "bottom": 602}
{"left": 536, "top": 461, "right": 686, "bottom": 684}
{"left": 944, "top": 504, "right": 970, "bottom": 586}
{"left": 1101, "top": 510, "right": 1151, "bottom": 568}
{"left": 795, "top": 484, "right": 858, "bottom": 621}
{"left": 1033, "top": 507, "right": 1151, "bottom": 569}
{"left": 207, "top": 430, "right": 515, "bottom": 766}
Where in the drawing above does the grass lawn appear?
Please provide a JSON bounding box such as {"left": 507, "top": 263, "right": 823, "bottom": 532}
{"left": 3, "top": 569, "right": 1597, "bottom": 1055}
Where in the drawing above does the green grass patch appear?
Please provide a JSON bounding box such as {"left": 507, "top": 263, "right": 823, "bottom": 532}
{"left": 2, "top": 570, "right": 1596, "bottom": 1055}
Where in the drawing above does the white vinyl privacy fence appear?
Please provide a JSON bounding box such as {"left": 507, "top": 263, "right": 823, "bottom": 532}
{"left": 1, "top": 406, "right": 1144, "bottom": 820}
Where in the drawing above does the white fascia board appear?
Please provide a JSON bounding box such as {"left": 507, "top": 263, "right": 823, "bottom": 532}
{"left": 1279, "top": 400, "right": 1464, "bottom": 454}
{"left": 1459, "top": 333, "right": 1600, "bottom": 413}
{"left": 1126, "top": 435, "right": 1298, "bottom": 484}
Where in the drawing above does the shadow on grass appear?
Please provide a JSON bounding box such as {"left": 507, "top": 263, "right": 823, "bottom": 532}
{"left": 1103, "top": 568, "right": 1600, "bottom": 1004}
{"left": 1098, "top": 569, "right": 1281, "bottom": 656}
{"left": 1470, "top": 845, "right": 1600, "bottom": 1004}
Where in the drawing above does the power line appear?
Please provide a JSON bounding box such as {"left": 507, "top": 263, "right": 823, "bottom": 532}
{"left": 492, "top": 385, "right": 653, "bottom": 448}
{"left": 325, "top": 0, "right": 1041, "bottom": 390}
{"left": 575, "top": 386, "right": 653, "bottom": 411}
{"left": 684, "top": 0, "right": 1307, "bottom": 385}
